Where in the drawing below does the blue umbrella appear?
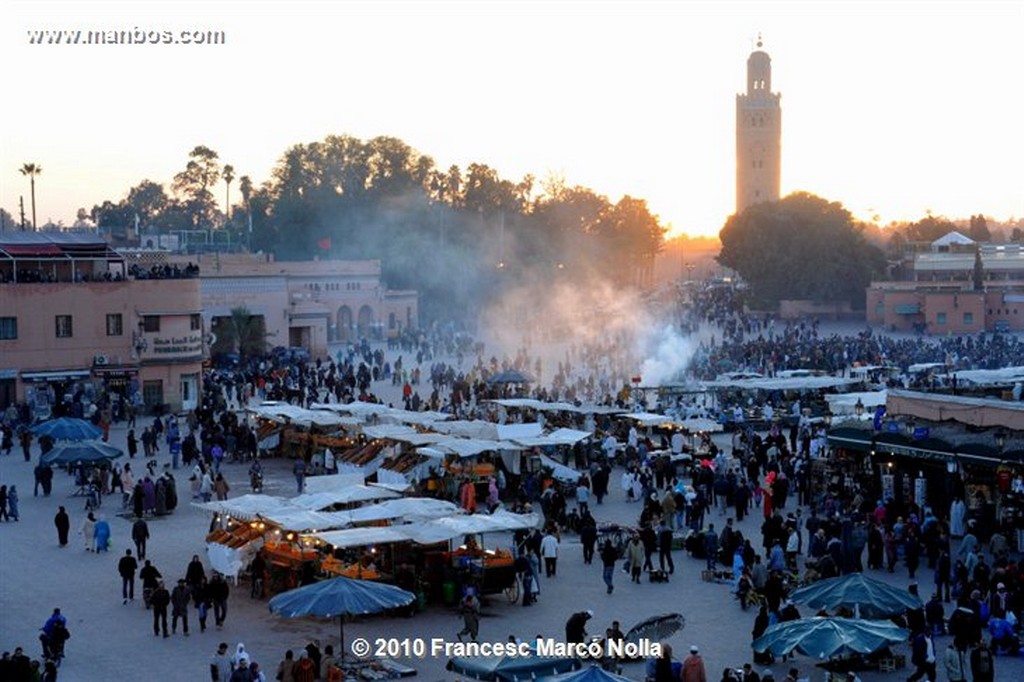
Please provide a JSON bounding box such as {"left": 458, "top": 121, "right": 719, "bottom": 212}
{"left": 40, "top": 440, "right": 123, "bottom": 466}
{"left": 448, "top": 654, "right": 581, "bottom": 681}
{"left": 788, "top": 573, "right": 923, "bottom": 618}
{"left": 31, "top": 417, "right": 103, "bottom": 441}
{"left": 268, "top": 576, "right": 415, "bottom": 658}
{"left": 751, "top": 617, "right": 909, "bottom": 659}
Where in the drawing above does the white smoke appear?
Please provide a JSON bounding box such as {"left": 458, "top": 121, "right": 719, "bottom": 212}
{"left": 638, "top": 324, "right": 698, "bottom": 387}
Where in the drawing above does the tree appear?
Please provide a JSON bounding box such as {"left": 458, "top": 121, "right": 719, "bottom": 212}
{"left": 126, "top": 180, "right": 169, "bottom": 228}
{"left": 222, "top": 164, "right": 235, "bottom": 226}
{"left": 213, "top": 306, "right": 266, "bottom": 359}
{"left": 968, "top": 214, "right": 990, "bottom": 242}
{"left": 19, "top": 163, "right": 41, "bottom": 229}
{"left": 0, "top": 207, "right": 18, "bottom": 230}
{"left": 172, "top": 146, "right": 221, "bottom": 229}
{"left": 717, "top": 192, "right": 885, "bottom": 308}
{"left": 973, "top": 249, "right": 985, "bottom": 292}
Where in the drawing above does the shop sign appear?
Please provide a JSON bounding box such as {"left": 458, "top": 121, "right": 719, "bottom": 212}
{"left": 0, "top": 368, "right": 17, "bottom": 379}
{"left": 149, "top": 334, "right": 203, "bottom": 356}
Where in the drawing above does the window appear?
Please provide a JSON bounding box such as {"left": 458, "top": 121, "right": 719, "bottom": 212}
{"left": 142, "top": 316, "right": 160, "bottom": 333}
{"left": 0, "top": 317, "right": 16, "bottom": 340}
{"left": 190, "top": 314, "right": 201, "bottom": 331}
{"left": 875, "top": 304, "right": 885, "bottom": 317}
{"left": 142, "top": 380, "right": 164, "bottom": 409}
{"left": 964, "top": 312, "right": 974, "bottom": 325}
{"left": 936, "top": 312, "right": 947, "bottom": 325}
{"left": 389, "top": 312, "right": 396, "bottom": 330}
{"left": 106, "top": 313, "right": 123, "bottom": 336}
{"left": 55, "top": 315, "right": 73, "bottom": 338}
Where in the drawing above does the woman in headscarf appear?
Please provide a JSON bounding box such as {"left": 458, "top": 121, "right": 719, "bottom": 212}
{"left": 232, "top": 642, "right": 252, "bottom": 669}
{"left": 81, "top": 511, "right": 96, "bottom": 551}
{"left": 93, "top": 514, "right": 111, "bottom": 552}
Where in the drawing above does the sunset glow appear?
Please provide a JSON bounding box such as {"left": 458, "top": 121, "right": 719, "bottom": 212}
{"left": 2, "top": 0, "right": 1022, "bottom": 237}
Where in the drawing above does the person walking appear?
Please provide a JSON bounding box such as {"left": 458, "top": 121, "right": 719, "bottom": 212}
{"left": 210, "top": 642, "right": 233, "bottom": 682}
{"left": 140, "top": 559, "right": 162, "bottom": 609}
{"left": 118, "top": 549, "right": 139, "bottom": 604}
{"left": 457, "top": 592, "right": 480, "bottom": 642}
{"left": 969, "top": 640, "right": 995, "bottom": 682}
{"left": 151, "top": 581, "right": 171, "bottom": 637}
{"left": 704, "top": 524, "right": 719, "bottom": 571}
{"left": 293, "top": 456, "right": 307, "bottom": 494}
{"left": 7, "top": 485, "right": 19, "bottom": 521}
{"left": 626, "top": 534, "right": 645, "bottom": 584}
{"left": 600, "top": 540, "right": 618, "bottom": 594}
{"left": 541, "top": 528, "right": 560, "bottom": 577}
{"left": 209, "top": 572, "right": 230, "bottom": 628}
{"left": 907, "top": 629, "right": 936, "bottom": 682}
{"left": 944, "top": 640, "right": 967, "bottom": 682}
{"left": 94, "top": 515, "right": 111, "bottom": 552}
{"left": 681, "top": 645, "right": 707, "bottom": 682}
{"left": 132, "top": 517, "right": 150, "bottom": 559}
{"left": 81, "top": 512, "right": 96, "bottom": 551}
{"left": 171, "top": 579, "right": 192, "bottom": 636}
{"left": 658, "top": 519, "right": 675, "bottom": 575}
{"left": 276, "top": 650, "right": 296, "bottom": 682}
{"left": 54, "top": 506, "right": 70, "bottom": 546}
{"left": 292, "top": 651, "right": 316, "bottom": 682}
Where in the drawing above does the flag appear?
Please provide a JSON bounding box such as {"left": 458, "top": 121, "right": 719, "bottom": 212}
{"left": 317, "top": 236, "right": 332, "bottom": 251}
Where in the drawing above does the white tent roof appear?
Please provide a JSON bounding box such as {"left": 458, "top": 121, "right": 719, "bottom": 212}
{"left": 703, "top": 376, "right": 861, "bottom": 391}
{"left": 291, "top": 485, "right": 402, "bottom": 509}
{"left": 312, "top": 525, "right": 415, "bottom": 549}
{"left": 538, "top": 454, "right": 581, "bottom": 483}
{"left": 677, "top": 418, "right": 723, "bottom": 433}
{"left": 249, "top": 404, "right": 361, "bottom": 428}
{"left": 301, "top": 473, "right": 366, "bottom": 494}
{"left": 309, "top": 511, "right": 542, "bottom": 548}
{"left": 193, "top": 494, "right": 292, "bottom": 521}
{"left": 401, "top": 511, "right": 542, "bottom": 545}
{"left": 943, "top": 367, "right": 1024, "bottom": 386}
{"left": 344, "top": 497, "right": 459, "bottom": 523}
{"left": 512, "top": 428, "right": 593, "bottom": 448}
{"left": 932, "top": 231, "right": 975, "bottom": 247}
{"left": 433, "top": 437, "right": 516, "bottom": 458}
{"left": 361, "top": 424, "right": 444, "bottom": 445}
{"left": 825, "top": 391, "right": 888, "bottom": 414}
{"left": 623, "top": 412, "right": 675, "bottom": 426}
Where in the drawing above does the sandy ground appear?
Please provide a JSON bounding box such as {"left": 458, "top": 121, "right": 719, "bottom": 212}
{"left": 1, "top": 341, "right": 1021, "bottom": 681}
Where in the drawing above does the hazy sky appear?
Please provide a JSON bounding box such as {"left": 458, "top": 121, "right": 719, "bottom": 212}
{"left": 3, "top": 0, "right": 1023, "bottom": 237}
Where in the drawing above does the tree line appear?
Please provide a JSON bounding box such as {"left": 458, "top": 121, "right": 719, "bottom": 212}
{"left": 90, "top": 137, "right": 666, "bottom": 322}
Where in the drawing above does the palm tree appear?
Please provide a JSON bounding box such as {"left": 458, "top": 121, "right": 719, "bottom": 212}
{"left": 222, "top": 164, "right": 235, "bottom": 227}
{"left": 19, "top": 163, "right": 42, "bottom": 229}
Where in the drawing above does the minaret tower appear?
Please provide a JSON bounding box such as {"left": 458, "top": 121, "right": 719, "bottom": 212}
{"left": 736, "top": 35, "right": 781, "bottom": 213}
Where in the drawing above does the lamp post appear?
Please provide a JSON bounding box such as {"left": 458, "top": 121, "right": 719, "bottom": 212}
{"left": 995, "top": 429, "right": 1007, "bottom": 451}
{"left": 854, "top": 398, "right": 865, "bottom": 417}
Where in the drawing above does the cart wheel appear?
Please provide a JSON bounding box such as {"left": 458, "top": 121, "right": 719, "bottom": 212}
{"left": 505, "top": 579, "right": 521, "bottom": 604}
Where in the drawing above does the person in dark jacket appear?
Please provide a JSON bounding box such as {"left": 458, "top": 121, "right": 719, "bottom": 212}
{"left": 600, "top": 540, "right": 618, "bottom": 594}
{"left": 565, "top": 610, "right": 593, "bottom": 643}
{"left": 54, "top": 506, "right": 70, "bottom": 546}
{"left": 208, "top": 572, "right": 230, "bottom": 628}
{"left": 171, "top": 579, "right": 192, "bottom": 635}
{"left": 151, "top": 581, "right": 171, "bottom": 637}
{"left": 118, "top": 549, "right": 139, "bottom": 603}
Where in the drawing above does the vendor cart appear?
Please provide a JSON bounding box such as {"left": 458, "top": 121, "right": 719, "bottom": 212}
{"left": 447, "top": 547, "right": 520, "bottom": 604}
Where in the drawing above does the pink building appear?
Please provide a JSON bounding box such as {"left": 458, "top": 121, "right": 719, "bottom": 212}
{"left": 867, "top": 240, "right": 1024, "bottom": 333}
{"left": 167, "top": 253, "right": 418, "bottom": 358}
{"left": 0, "top": 232, "right": 203, "bottom": 416}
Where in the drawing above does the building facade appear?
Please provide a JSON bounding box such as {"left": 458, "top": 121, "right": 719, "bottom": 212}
{"left": 164, "top": 253, "right": 418, "bottom": 359}
{"left": 867, "top": 241, "right": 1024, "bottom": 333}
{"left": 0, "top": 232, "right": 203, "bottom": 415}
{"left": 736, "top": 38, "right": 782, "bottom": 213}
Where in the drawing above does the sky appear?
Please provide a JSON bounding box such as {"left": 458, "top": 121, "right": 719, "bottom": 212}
{"left": 2, "top": 0, "right": 1023, "bottom": 238}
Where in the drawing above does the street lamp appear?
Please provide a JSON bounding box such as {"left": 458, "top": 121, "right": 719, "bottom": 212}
{"left": 854, "top": 398, "right": 865, "bottom": 417}
{"left": 995, "top": 429, "right": 1007, "bottom": 451}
